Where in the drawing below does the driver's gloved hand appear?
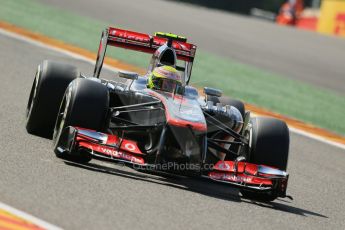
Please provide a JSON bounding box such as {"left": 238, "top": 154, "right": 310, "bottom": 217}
{"left": 235, "top": 156, "right": 246, "bottom": 162}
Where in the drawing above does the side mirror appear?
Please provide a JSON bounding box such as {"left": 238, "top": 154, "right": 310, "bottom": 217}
{"left": 118, "top": 71, "right": 139, "bottom": 81}
{"left": 203, "top": 87, "right": 222, "bottom": 98}
{"left": 184, "top": 86, "right": 198, "bottom": 98}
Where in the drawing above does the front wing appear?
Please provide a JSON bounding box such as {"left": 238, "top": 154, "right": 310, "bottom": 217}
{"left": 55, "top": 126, "right": 146, "bottom": 165}
{"left": 206, "top": 160, "right": 289, "bottom": 197}
{"left": 55, "top": 126, "right": 289, "bottom": 197}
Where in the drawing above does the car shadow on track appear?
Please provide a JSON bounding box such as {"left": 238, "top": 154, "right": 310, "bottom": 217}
{"left": 241, "top": 199, "right": 328, "bottom": 218}
{"left": 63, "top": 160, "right": 242, "bottom": 202}
{"left": 63, "top": 160, "right": 328, "bottom": 219}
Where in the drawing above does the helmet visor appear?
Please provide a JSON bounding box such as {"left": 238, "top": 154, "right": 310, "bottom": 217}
{"left": 152, "top": 76, "right": 181, "bottom": 93}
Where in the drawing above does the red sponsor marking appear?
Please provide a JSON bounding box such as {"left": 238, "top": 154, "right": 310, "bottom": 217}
{"left": 119, "top": 139, "right": 142, "bottom": 155}
{"left": 108, "top": 27, "right": 195, "bottom": 61}
{"left": 79, "top": 141, "right": 144, "bottom": 164}
{"left": 76, "top": 129, "right": 143, "bottom": 155}
{"left": 213, "top": 161, "right": 259, "bottom": 174}
{"left": 209, "top": 171, "right": 272, "bottom": 186}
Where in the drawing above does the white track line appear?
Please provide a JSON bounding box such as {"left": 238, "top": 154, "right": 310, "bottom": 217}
{"left": 0, "top": 202, "right": 62, "bottom": 230}
{"left": 289, "top": 126, "right": 345, "bottom": 150}
{"left": 0, "top": 28, "right": 122, "bottom": 73}
{"left": 1, "top": 28, "right": 344, "bottom": 150}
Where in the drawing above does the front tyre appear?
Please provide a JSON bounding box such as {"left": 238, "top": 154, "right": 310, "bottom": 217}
{"left": 26, "top": 60, "right": 80, "bottom": 138}
{"left": 241, "top": 117, "right": 290, "bottom": 201}
{"left": 53, "top": 78, "right": 109, "bottom": 163}
{"left": 248, "top": 117, "right": 289, "bottom": 170}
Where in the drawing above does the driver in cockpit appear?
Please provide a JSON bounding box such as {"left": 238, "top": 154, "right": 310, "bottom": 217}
{"left": 147, "top": 65, "right": 182, "bottom": 93}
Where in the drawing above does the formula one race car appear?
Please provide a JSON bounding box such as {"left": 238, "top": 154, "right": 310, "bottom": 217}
{"left": 26, "top": 27, "right": 291, "bottom": 201}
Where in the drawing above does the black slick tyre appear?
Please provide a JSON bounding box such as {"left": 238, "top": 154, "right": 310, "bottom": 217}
{"left": 53, "top": 78, "right": 109, "bottom": 163}
{"left": 26, "top": 60, "right": 80, "bottom": 138}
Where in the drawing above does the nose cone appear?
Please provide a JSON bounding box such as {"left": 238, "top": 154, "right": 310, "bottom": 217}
{"left": 148, "top": 90, "right": 207, "bottom": 132}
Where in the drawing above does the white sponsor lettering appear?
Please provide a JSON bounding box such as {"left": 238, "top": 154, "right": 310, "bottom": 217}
{"left": 124, "top": 143, "right": 136, "bottom": 151}
{"left": 100, "top": 147, "right": 142, "bottom": 164}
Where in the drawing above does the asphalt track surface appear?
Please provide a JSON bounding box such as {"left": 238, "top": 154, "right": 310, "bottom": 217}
{"left": 1, "top": 31, "right": 345, "bottom": 230}
{"left": 39, "top": 0, "right": 345, "bottom": 95}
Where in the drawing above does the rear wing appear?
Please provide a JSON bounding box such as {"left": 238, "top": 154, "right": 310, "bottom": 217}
{"left": 94, "top": 27, "right": 197, "bottom": 80}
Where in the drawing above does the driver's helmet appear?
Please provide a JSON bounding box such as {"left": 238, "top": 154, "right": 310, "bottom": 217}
{"left": 147, "top": 66, "right": 182, "bottom": 93}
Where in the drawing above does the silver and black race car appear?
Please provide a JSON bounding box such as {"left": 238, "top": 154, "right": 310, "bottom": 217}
{"left": 26, "top": 27, "right": 291, "bottom": 201}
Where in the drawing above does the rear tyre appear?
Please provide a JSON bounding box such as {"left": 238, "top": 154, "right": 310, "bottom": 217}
{"left": 241, "top": 117, "right": 290, "bottom": 201}
{"left": 26, "top": 60, "right": 80, "bottom": 138}
{"left": 53, "top": 78, "right": 109, "bottom": 163}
